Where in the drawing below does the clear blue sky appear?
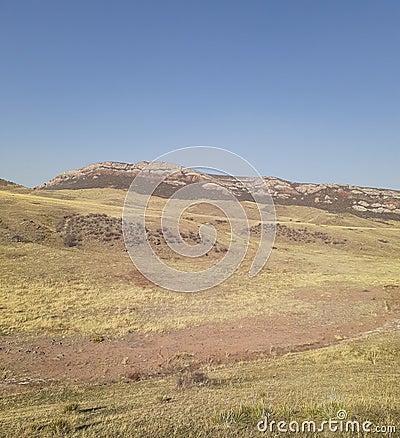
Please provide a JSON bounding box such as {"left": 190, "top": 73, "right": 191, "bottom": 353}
{"left": 0, "top": 0, "right": 399, "bottom": 189}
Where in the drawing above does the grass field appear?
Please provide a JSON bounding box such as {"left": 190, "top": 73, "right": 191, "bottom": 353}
{"left": 1, "top": 186, "right": 399, "bottom": 436}
{"left": 1, "top": 188, "right": 399, "bottom": 337}
{"left": 1, "top": 331, "right": 399, "bottom": 437}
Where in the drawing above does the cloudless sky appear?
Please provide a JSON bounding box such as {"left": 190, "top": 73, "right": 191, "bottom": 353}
{"left": 0, "top": 0, "right": 399, "bottom": 189}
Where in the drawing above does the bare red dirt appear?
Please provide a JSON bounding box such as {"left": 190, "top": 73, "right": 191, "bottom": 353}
{"left": 1, "top": 284, "right": 399, "bottom": 395}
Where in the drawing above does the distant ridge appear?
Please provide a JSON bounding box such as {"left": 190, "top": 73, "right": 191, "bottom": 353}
{"left": 35, "top": 161, "right": 150, "bottom": 191}
{"left": 0, "top": 178, "right": 25, "bottom": 190}
{"left": 35, "top": 161, "right": 400, "bottom": 220}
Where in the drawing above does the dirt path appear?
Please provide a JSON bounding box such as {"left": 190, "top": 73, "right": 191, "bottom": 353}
{"left": 1, "top": 296, "right": 399, "bottom": 394}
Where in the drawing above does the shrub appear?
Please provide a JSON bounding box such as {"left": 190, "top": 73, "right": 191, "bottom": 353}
{"left": 64, "top": 233, "right": 78, "bottom": 247}
{"left": 176, "top": 370, "right": 210, "bottom": 389}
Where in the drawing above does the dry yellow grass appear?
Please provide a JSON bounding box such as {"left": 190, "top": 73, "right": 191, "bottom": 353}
{"left": 1, "top": 187, "right": 399, "bottom": 437}
{"left": 0, "top": 331, "right": 398, "bottom": 437}
{"left": 1, "top": 188, "right": 399, "bottom": 337}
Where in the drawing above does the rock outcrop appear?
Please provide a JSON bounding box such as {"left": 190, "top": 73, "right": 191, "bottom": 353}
{"left": 35, "top": 161, "right": 400, "bottom": 220}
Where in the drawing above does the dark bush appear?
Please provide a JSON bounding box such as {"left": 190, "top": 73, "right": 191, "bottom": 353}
{"left": 64, "top": 233, "right": 78, "bottom": 247}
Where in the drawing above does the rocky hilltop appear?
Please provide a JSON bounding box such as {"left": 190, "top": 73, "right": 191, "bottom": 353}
{"left": 35, "top": 161, "right": 400, "bottom": 220}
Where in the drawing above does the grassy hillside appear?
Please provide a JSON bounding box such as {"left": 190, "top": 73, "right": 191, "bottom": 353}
{"left": 1, "top": 186, "right": 399, "bottom": 437}
{"left": 1, "top": 187, "right": 399, "bottom": 337}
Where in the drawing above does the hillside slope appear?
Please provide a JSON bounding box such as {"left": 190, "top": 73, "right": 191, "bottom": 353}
{"left": 1, "top": 185, "right": 399, "bottom": 437}
{"left": 36, "top": 161, "right": 400, "bottom": 220}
